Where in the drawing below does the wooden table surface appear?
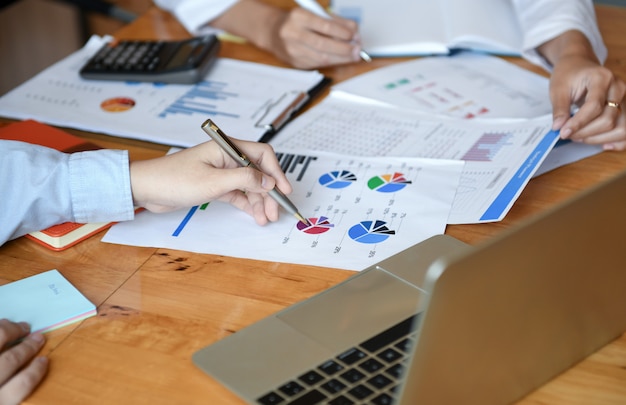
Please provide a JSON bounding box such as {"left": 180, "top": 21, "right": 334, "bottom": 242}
{"left": 2, "top": 3, "right": 626, "bottom": 404}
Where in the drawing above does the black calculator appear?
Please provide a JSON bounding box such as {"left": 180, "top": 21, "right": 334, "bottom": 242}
{"left": 79, "top": 35, "right": 221, "bottom": 84}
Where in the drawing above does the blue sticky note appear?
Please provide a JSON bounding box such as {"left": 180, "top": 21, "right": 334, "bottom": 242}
{"left": 0, "top": 269, "right": 97, "bottom": 333}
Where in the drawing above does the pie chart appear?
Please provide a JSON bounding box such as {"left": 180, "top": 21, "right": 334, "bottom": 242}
{"left": 319, "top": 170, "right": 357, "bottom": 189}
{"left": 296, "top": 216, "right": 335, "bottom": 234}
{"left": 367, "top": 172, "right": 411, "bottom": 193}
{"left": 348, "top": 220, "right": 396, "bottom": 244}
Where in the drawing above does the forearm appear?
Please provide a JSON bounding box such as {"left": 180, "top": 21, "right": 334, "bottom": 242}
{"left": 210, "top": 0, "right": 285, "bottom": 52}
{"left": 537, "top": 30, "right": 600, "bottom": 67}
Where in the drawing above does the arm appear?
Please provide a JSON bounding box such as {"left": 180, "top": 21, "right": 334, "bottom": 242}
{"left": 155, "top": 0, "right": 362, "bottom": 69}
{"left": 0, "top": 139, "right": 292, "bottom": 245}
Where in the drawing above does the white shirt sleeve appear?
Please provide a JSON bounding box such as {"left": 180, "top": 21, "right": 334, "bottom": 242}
{"left": 0, "top": 141, "right": 135, "bottom": 245}
{"left": 512, "top": 0, "right": 607, "bottom": 71}
{"left": 154, "top": 0, "right": 239, "bottom": 34}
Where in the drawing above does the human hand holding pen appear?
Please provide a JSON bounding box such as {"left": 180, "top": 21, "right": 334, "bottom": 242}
{"left": 294, "top": 0, "right": 371, "bottom": 62}
{"left": 201, "top": 119, "right": 310, "bottom": 226}
{"left": 130, "top": 133, "right": 294, "bottom": 226}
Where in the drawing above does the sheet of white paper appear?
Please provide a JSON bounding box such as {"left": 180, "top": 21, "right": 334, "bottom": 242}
{"left": 103, "top": 152, "right": 463, "bottom": 271}
{"left": 333, "top": 53, "right": 551, "bottom": 119}
{"left": 0, "top": 36, "right": 324, "bottom": 147}
{"left": 331, "top": 53, "right": 603, "bottom": 178}
{"left": 270, "top": 97, "right": 559, "bottom": 223}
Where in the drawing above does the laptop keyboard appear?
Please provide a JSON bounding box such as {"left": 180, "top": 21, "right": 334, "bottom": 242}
{"left": 257, "top": 314, "right": 419, "bottom": 405}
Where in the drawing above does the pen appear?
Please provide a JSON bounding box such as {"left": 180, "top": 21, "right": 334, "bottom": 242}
{"left": 201, "top": 119, "right": 311, "bottom": 226}
{"left": 293, "top": 0, "right": 372, "bottom": 62}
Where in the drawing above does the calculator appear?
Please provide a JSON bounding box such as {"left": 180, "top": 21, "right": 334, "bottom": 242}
{"left": 79, "top": 35, "right": 221, "bottom": 84}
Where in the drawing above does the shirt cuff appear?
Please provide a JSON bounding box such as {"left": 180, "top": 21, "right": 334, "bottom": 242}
{"left": 69, "top": 149, "right": 135, "bottom": 224}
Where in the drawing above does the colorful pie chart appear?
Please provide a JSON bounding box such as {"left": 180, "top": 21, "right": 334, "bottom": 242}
{"left": 348, "top": 220, "right": 396, "bottom": 244}
{"left": 319, "top": 170, "right": 357, "bottom": 189}
{"left": 296, "top": 216, "right": 335, "bottom": 234}
{"left": 367, "top": 172, "right": 412, "bottom": 193}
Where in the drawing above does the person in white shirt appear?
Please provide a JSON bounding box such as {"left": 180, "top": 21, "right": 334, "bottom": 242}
{"left": 0, "top": 138, "right": 293, "bottom": 405}
{"left": 156, "top": 0, "right": 625, "bottom": 150}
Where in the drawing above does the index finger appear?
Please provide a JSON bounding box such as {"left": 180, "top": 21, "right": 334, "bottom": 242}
{"left": 561, "top": 81, "right": 607, "bottom": 136}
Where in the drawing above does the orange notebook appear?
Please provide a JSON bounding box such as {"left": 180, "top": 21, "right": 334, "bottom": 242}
{"left": 0, "top": 119, "right": 115, "bottom": 251}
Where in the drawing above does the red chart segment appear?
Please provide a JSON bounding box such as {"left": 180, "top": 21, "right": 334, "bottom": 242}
{"left": 296, "top": 216, "right": 335, "bottom": 234}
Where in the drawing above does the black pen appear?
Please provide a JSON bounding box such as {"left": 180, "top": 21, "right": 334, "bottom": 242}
{"left": 201, "top": 119, "right": 310, "bottom": 226}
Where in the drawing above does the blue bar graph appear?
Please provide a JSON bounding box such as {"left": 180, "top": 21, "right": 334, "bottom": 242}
{"left": 159, "top": 81, "right": 241, "bottom": 119}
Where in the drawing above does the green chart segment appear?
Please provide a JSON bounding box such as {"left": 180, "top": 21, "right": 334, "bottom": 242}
{"left": 367, "top": 172, "right": 412, "bottom": 193}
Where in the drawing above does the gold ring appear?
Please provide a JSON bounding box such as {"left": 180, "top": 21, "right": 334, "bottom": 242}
{"left": 607, "top": 100, "right": 621, "bottom": 109}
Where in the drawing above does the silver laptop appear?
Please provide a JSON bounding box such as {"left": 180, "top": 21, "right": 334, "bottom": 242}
{"left": 193, "top": 169, "right": 626, "bottom": 405}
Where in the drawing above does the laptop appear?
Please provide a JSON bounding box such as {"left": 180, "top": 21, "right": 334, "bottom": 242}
{"left": 193, "top": 169, "right": 626, "bottom": 405}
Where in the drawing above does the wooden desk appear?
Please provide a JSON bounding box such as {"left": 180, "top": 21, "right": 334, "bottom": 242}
{"left": 2, "top": 4, "right": 626, "bottom": 404}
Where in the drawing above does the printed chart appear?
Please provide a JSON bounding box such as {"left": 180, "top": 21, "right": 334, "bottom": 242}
{"left": 0, "top": 36, "right": 324, "bottom": 147}
{"left": 103, "top": 152, "right": 463, "bottom": 271}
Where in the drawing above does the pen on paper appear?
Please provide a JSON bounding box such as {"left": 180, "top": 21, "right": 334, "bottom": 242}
{"left": 201, "top": 119, "right": 311, "bottom": 226}
{"left": 294, "top": 0, "right": 372, "bottom": 62}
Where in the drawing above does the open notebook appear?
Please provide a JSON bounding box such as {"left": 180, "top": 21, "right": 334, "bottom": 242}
{"left": 193, "top": 169, "right": 626, "bottom": 404}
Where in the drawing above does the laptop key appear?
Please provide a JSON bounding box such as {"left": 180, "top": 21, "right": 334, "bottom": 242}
{"left": 320, "top": 378, "right": 347, "bottom": 394}
{"left": 367, "top": 374, "right": 393, "bottom": 389}
{"left": 359, "top": 358, "right": 384, "bottom": 373}
{"left": 319, "top": 360, "right": 344, "bottom": 376}
{"left": 372, "top": 393, "right": 394, "bottom": 405}
{"left": 386, "top": 363, "right": 405, "bottom": 379}
{"left": 298, "top": 370, "right": 325, "bottom": 386}
{"left": 348, "top": 384, "right": 374, "bottom": 400}
{"left": 328, "top": 395, "right": 354, "bottom": 405}
{"left": 377, "top": 347, "right": 403, "bottom": 363}
{"left": 339, "top": 368, "right": 366, "bottom": 384}
{"left": 279, "top": 381, "right": 305, "bottom": 397}
{"left": 286, "top": 389, "right": 327, "bottom": 405}
{"left": 336, "top": 347, "right": 366, "bottom": 365}
{"left": 257, "top": 391, "right": 285, "bottom": 404}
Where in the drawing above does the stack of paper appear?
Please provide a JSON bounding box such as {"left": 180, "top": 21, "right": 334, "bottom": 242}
{"left": 0, "top": 270, "right": 96, "bottom": 333}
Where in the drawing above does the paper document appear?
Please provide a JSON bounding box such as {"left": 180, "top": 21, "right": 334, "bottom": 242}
{"left": 0, "top": 36, "right": 325, "bottom": 147}
{"left": 103, "top": 152, "right": 463, "bottom": 271}
{"left": 271, "top": 97, "right": 559, "bottom": 223}
{"left": 329, "top": 52, "right": 604, "bottom": 177}
{"left": 333, "top": 53, "right": 552, "bottom": 119}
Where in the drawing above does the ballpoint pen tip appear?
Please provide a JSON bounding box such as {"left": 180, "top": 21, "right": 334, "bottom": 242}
{"left": 296, "top": 213, "right": 311, "bottom": 226}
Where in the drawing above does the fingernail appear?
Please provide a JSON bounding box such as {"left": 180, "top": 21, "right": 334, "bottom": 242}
{"left": 36, "top": 356, "right": 49, "bottom": 366}
{"left": 19, "top": 322, "right": 31, "bottom": 332}
{"left": 352, "top": 46, "right": 361, "bottom": 61}
{"left": 29, "top": 332, "right": 45, "bottom": 343}
{"left": 261, "top": 175, "right": 271, "bottom": 190}
{"left": 560, "top": 128, "right": 572, "bottom": 138}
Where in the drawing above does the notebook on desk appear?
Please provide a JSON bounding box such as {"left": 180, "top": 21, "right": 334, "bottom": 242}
{"left": 193, "top": 169, "right": 626, "bottom": 405}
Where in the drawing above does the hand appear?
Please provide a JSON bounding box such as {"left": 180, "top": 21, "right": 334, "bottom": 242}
{"left": 210, "top": 0, "right": 362, "bottom": 69}
{"left": 0, "top": 319, "right": 48, "bottom": 405}
{"left": 540, "top": 30, "right": 626, "bottom": 151}
{"left": 266, "top": 8, "right": 362, "bottom": 69}
{"left": 129, "top": 140, "right": 292, "bottom": 226}
{"left": 550, "top": 54, "right": 626, "bottom": 151}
